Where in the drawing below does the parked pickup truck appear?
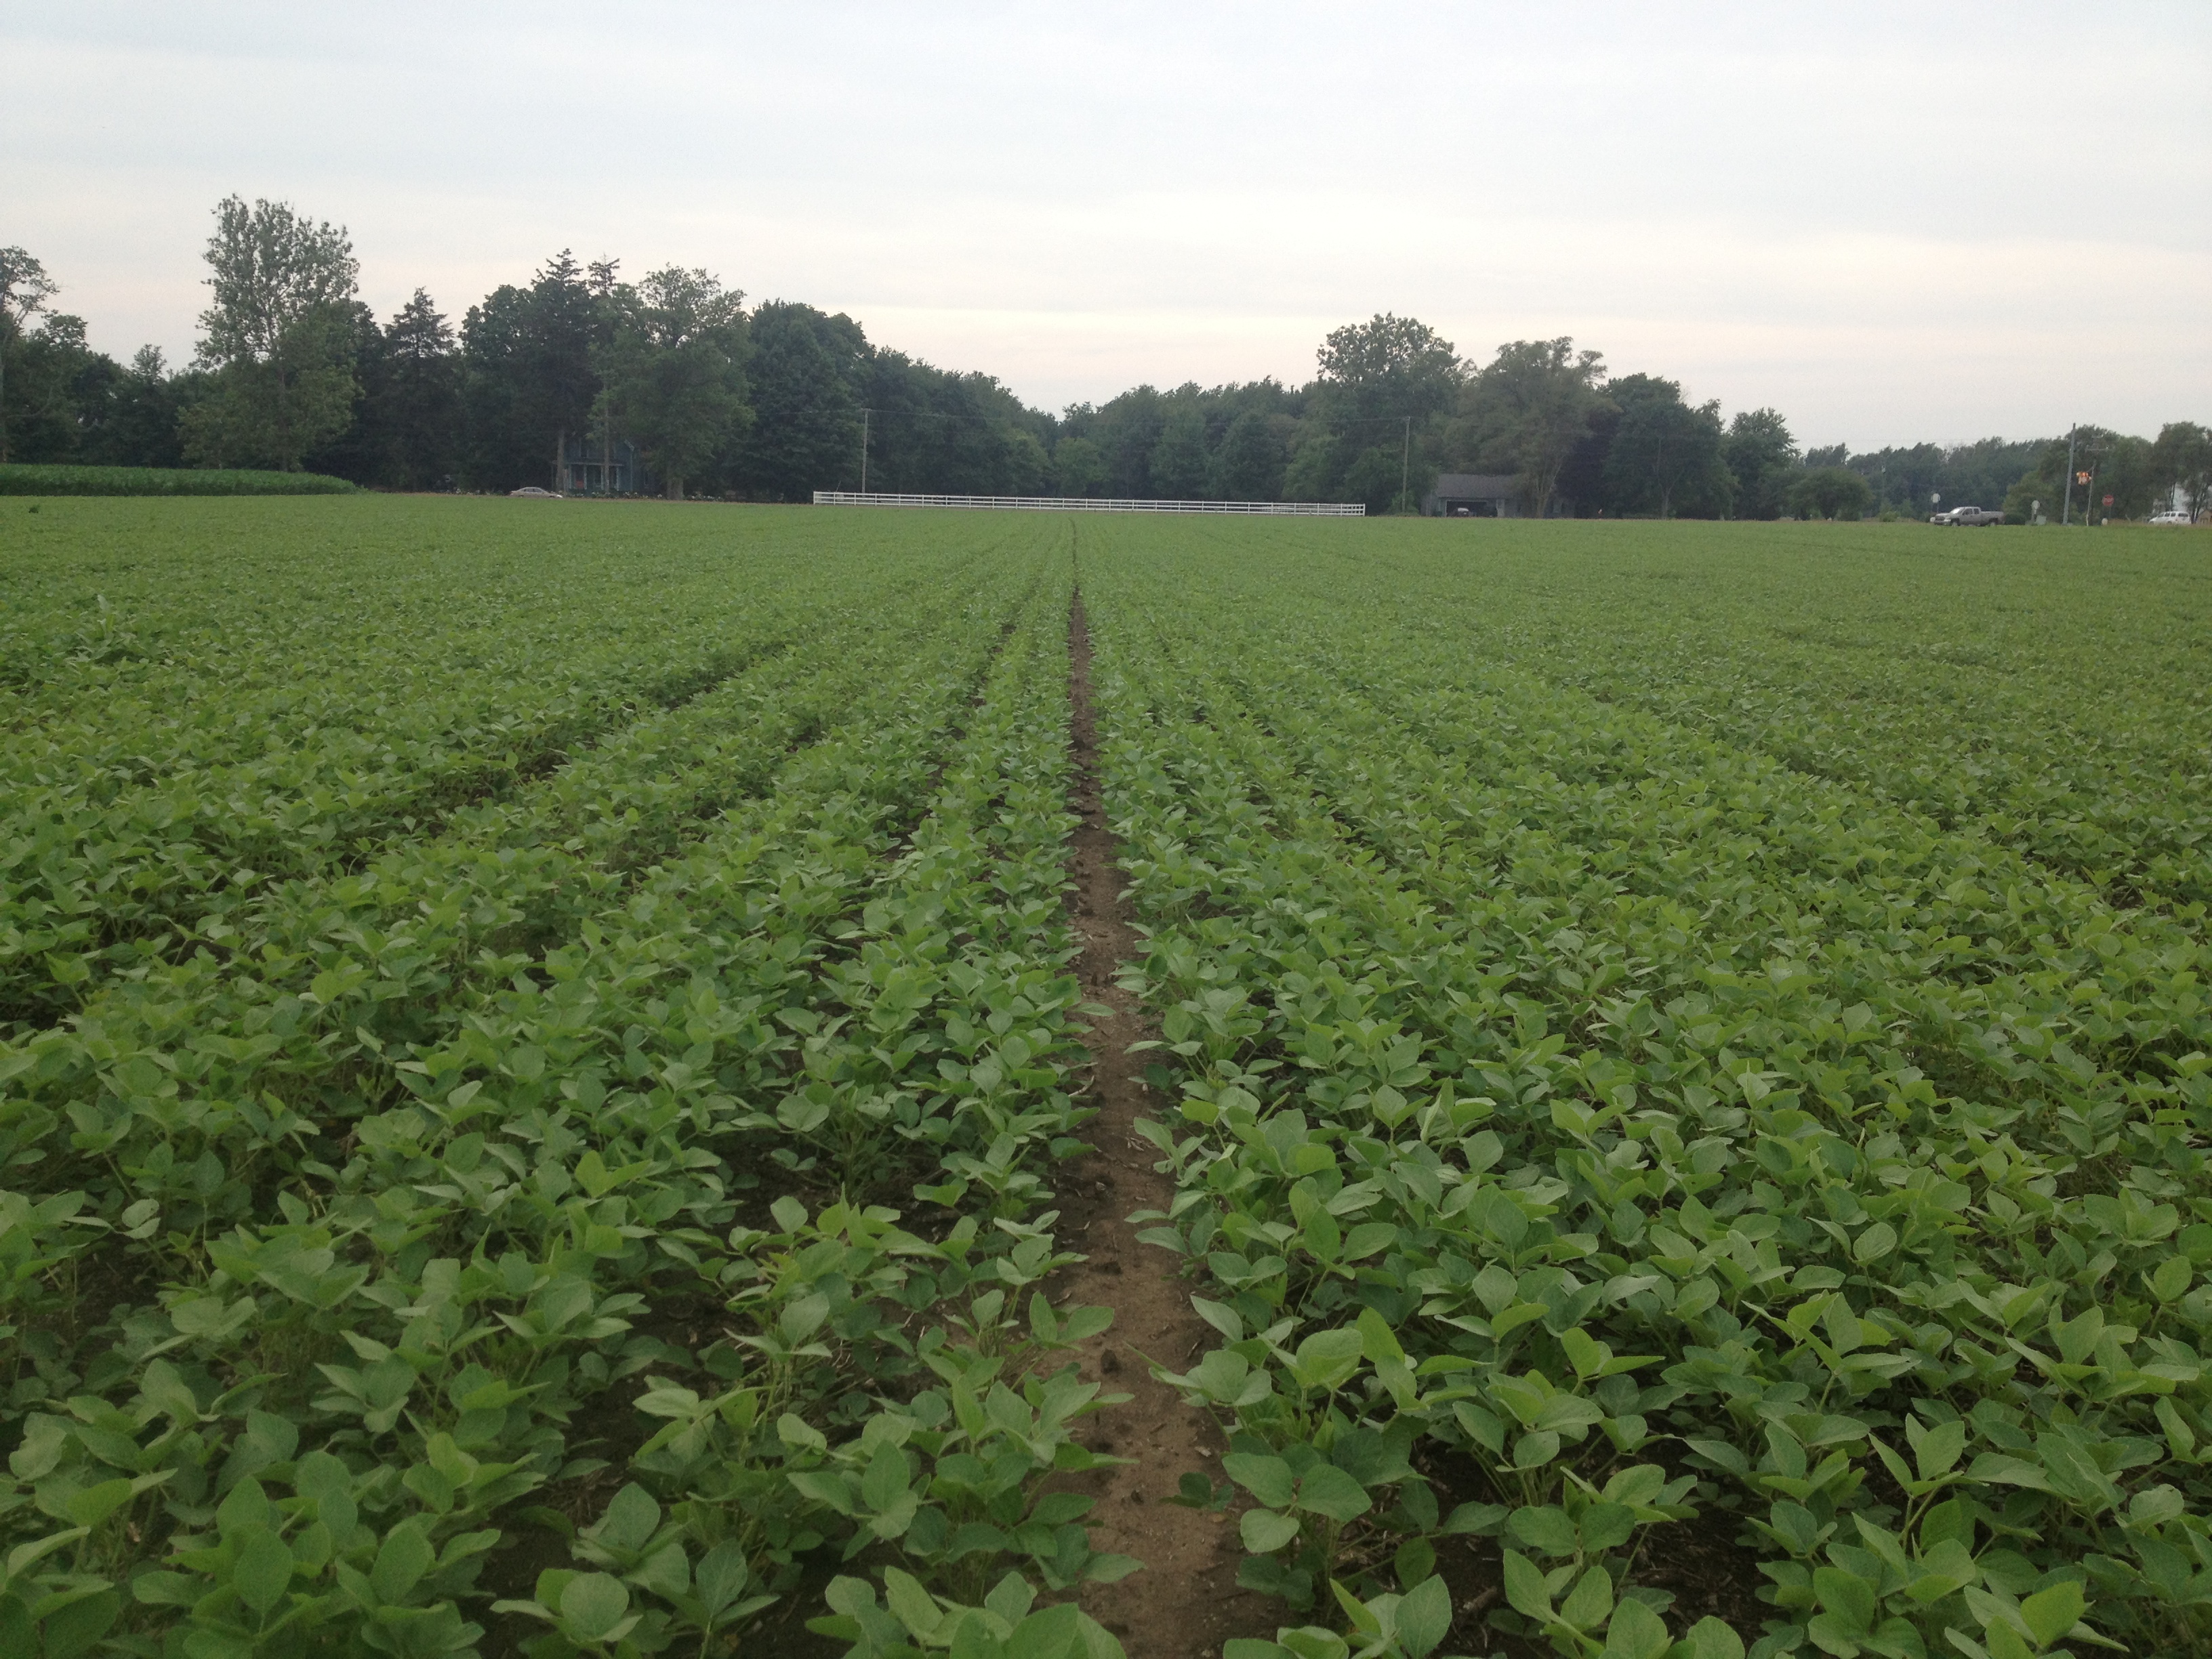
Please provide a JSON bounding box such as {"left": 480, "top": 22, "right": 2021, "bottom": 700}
{"left": 1929, "top": 505, "right": 2003, "bottom": 526}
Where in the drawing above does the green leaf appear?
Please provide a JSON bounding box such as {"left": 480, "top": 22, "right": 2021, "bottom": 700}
{"left": 1294, "top": 1465, "right": 1372, "bottom": 1523}
{"left": 560, "top": 1573, "right": 632, "bottom": 1641}
{"left": 883, "top": 1568, "right": 945, "bottom": 1641}
{"left": 693, "top": 1541, "right": 750, "bottom": 1620}
{"left": 1342, "top": 1223, "right": 1398, "bottom": 1261}
{"left": 1853, "top": 1223, "right": 1897, "bottom": 1264}
{"left": 1812, "top": 1566, "right": 1875, "bottom": 1636}
{"left": 2018, "top": 1581, "right": 2085, "bottom": 1647}
{"left": 1561, "top": 1565, "right": 1614, "bottom": 1631}
{"left": 1511, "top": 1429, "right": 1562, "bottom": 1470}
{"left": 778, "top": 1413, "right": 829, "bottom": 1454}
{"left": 985, "top": 1572, "right": 1036, "bottom": 1625}
{"left": 1501, "top": 1549, "right": 1553, "bottom": 1620}
{"left": 1223, "top": 1454, "right": 1295, "bottom": 1509}
{"left": 1290, "top": 1328, "right": 1364, "bottom": 1392}
{"left": 1191, "top": 1296, "right": 1246, "bottom": 1343}
{"left": 1508, "top": 1504, "right": 1580, "bottom": 1557}
{"left": 1669, "top": 1616, "right": 1746, "bottom": 1659}
{"left": 1441, "top": 1501, "right": 1509, "bottom": 1536}
{"left": 1561, "top": 1326, "right": 1609, "bottom": 1380}
{"left": 1396, "top": 1574, "right": 1452, "bottom": 1659}
{"left": 39, "top": 1587, "right": 117, "bottom": 1659}
{"left": 1355, "top": 1306, "right": 1406, "bottom": 1366}
{"left": 1580, "top": 1502, "right": 1636, "bottom": 1554}
{"left": 233, "top": 1528, "right": 295, "bottom": 1615}
{"left": 62, "top": 1479, "right": 135, "bottom": 1531}
{"left": 369, "top": 1523, "right": 434, "bottom": 1605}
{"left": 1603, "top": 1597, "right": 1671, "bottom": 1659}
{"left": 1909, "top": 1418, "right": 1965, "bottom": 1483}
{"left": 863, "top": 1444, "right": 911, "bottom": 1513}
{"left": 1240, "top": 1509, "right": 1302, "bottom": 1553}
{"left": 598, "top": 1483, "right": 660, "bottom": 1551}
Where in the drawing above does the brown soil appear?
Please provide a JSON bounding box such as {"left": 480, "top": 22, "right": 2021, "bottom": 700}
{"left": 1051, "top": 591, "right": 1279, "bottom": 1657}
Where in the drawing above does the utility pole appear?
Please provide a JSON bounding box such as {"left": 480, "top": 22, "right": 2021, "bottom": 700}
{"left": 1399, "top": 415, "right": 1412, "bottom": 516}
{"left": 2062, "top": 426, "right": 2076, "bottom": 526}
{"left": 860, "top": 407, "right": 871, "bottom": 493}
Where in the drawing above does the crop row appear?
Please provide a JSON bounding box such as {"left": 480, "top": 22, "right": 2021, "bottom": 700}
{"left": 0, "top": 527, "right": 1012, "bottom": 1030}
{"left": 1078, "top": 528, "right": 2212, "bottom": 1659}
{"left": 1290, "top": 527, "right": 2212, "bottom": 920}
{"left": 0, "top": 531, "right": 1136, "bottom": 1657}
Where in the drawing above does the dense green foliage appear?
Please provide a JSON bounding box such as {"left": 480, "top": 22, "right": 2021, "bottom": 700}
{"left": 0, "top": 465, "right": 357, "bottom": 497}
{"left": 0, "top": 499, "right": 1130, "bottom": 1658}
{"left": 3, "top": 501, "right": 2210, "bottom": 1659}
{"left": 1078, "top": 516, "right": 2212, "bottom": 1658}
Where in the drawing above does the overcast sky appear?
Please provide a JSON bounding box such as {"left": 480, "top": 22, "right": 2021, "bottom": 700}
{"left": 7, "top": 1, "right": 2207, "bottom": 448}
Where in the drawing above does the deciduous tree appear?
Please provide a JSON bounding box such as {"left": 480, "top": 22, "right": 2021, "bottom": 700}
{"left": 375, "top": 290, "right": 463, "bottom": 489}
{"left": 0, "top": 246, "right": 61, "bottom": 464}
{"left": 1307, "top": 314, "right": 1460, "bottom": 507}
{"left": 1602, "top": 374, "right": 1732, "bottom": 517}
{"left": 180, "top": 197, "right": 361, "bottom": 470}
{"left": 1786, "top": 466, "right": 1873, "bottom": 519}
{"left": 1051, "top": 435, "right": 1106, "bottom": 497}
{"left": 593, "top": 266, "right": 749, "bottom": 500}
{"left": 2151, "top": 422, "right": 2211, "bottom": 518}
{"left": 1315, "top": 314, "right": 1461, "bottom": 428}
{"left": 1147, "top": 405, "right": 1210, "bottom": 499}
{"left": 1210, "top": 409, "right": 1285, "bottom": 501}
{"left": 459, "top": 251, "right": 607, "bottom": 491}
{"left": 1452, "top": 337, "right": 1609, "bottom": 517}
{"left": 1723, "top": 407, "right": 1798, "bottom": 520}
{"left": 736, "top": 302, "right": 864, "bottom": 500}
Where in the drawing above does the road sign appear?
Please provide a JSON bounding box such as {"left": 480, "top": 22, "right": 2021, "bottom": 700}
{"left": 2103, "top": 494, "right": 2114, "bottom": 507}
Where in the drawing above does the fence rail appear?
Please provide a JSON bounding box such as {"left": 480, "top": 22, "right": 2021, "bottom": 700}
{"left": 813, "top": 491, "right": 1364, "bottom": 516}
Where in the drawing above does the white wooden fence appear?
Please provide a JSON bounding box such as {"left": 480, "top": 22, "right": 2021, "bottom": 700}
{"left": 813, "top": 491, "right": 1364, "bottom": 516}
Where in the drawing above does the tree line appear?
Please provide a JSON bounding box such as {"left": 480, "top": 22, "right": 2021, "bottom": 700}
{"left": 3, "top": 200, "right": 2206, "bottom": 518}
{"left": 0, "top": 201, "right": 1051, "bottom": 500}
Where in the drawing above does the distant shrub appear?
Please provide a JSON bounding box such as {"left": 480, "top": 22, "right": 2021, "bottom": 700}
{"left": 0, "top": 465, "right": 359, "bottom": 497}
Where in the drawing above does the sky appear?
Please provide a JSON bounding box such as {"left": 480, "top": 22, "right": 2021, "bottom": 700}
{"left": 6, "top": 0, "right": 2208, "bottom": 449}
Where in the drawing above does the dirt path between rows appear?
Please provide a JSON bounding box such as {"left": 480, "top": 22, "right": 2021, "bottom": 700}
{"left": 1051, "top": 589, "right": 1277, "bottom": 1657}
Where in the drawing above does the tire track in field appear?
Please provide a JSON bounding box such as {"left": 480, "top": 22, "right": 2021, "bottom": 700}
{"left": 1052, "top": 582, "right": 1275, "bottom": 1658}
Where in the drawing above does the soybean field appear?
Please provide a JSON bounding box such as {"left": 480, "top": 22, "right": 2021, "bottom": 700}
{"left": 1, "top": 499, "right": 2210, "bottom": 1659}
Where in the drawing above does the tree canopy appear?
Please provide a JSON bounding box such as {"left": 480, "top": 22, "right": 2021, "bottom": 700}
{"left": 0, "top": 246, "right": 62, "bottom": 464}
{"left": 1452, "top": 338, "right": 1610, "bottom": 517}
{"left": 1601, "top": 375, "right": 1732, "bottom": 518}
{"left": 12, "top": 205, "right": 2204, "bottom": 523}
{"left": 180, "top": 197, "right": 362, "bottom": 470}
{"left": 594, "top": 267, "right": 750, "bottom": 500}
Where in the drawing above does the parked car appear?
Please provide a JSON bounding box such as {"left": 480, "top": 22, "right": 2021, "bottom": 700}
{"left": 2149, "top": 510, "right": 2195, "bottom": 527}
{"left": 1929, "top": 505, "right": 2003, "bottom": 526}
{"left": 509, "top": 486, "right": 562, "bottom": 499}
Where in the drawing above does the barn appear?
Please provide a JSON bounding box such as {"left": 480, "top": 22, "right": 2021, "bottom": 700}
{"left": 1423, "top": 473, "right": 1521, "bottom": 517}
